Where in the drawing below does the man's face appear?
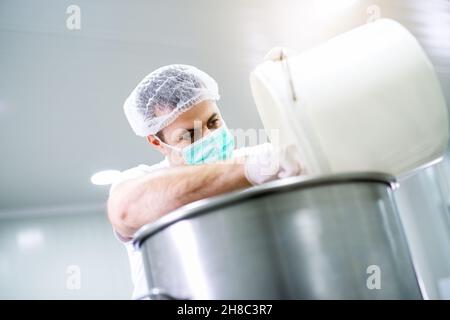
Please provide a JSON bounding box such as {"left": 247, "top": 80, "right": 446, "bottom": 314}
{"left": 147, "top": 100, "right": 224, "bottom": 166}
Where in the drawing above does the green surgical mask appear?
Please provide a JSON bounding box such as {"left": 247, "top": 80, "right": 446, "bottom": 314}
{"left": 156, "top": 124, "right": 235, "bottom": 165}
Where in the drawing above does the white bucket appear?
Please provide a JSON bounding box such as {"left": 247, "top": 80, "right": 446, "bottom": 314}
{"left": 250, "top": 19, "right": 448, "bottom": 176}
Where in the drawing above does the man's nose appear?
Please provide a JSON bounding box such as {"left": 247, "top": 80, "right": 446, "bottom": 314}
{"left": 191, "top": 125, "right": 210, "bottom": 142}
{"left": 201, "top": 127, "right": 212, "bottom": 138}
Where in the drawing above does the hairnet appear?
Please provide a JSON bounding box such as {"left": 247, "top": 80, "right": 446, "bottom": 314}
{"left": 124, "top": 64, "right": 220, "bottom": 136}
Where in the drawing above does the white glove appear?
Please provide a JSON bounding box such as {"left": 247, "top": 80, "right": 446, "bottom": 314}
{"left": 244, "top": 143, "right": 304, "bottom": 186}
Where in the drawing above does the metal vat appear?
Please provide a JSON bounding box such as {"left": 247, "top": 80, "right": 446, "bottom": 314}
{"left": 133, "top": 173, "right": 422, "bottom": 299}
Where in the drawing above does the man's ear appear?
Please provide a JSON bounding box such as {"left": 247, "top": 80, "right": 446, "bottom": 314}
{"left": 147, "top": 135, "right": 163, "bottom": 150}
{"left": 147, "top": 135, "right": 169, "bottom": 156}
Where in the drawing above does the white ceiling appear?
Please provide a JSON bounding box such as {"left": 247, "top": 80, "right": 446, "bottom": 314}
{"left": 0, "top": 0, "right": 449, "bottom": 213}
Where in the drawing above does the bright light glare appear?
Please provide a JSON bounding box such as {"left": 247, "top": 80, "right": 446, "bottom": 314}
{"left": 314, "top": 0, "right": 358, "bottom": 15}
{"left": 90, "top": 170, "right": 121, "bottom": 185}
{"left": 17, "top": 229, "right": 44, "bottom": 251}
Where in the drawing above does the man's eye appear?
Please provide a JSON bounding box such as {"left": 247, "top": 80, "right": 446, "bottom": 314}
{"left": 180, "top": 131, "right": 195, "bottom": 142}
{"left": 180, "top": 133, "right": 191, "bottom": 141}
{"left": 209, "top": 118, "right": 221, "bottom": 128}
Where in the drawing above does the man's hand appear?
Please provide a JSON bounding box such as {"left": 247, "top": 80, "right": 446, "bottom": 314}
{"left": 243, "top": 143, "right": 304, "bottom": 186}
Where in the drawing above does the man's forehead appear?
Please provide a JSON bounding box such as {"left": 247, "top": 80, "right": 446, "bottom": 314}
{"left": 173, "top": 104, "right": 219, "bottom": 127}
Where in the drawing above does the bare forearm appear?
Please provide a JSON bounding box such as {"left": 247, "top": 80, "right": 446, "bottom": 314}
{"left": 170, "top": 162, "right": 249, "bottom": 206}
{"left": 108, "top": 161, "right": 250, "bottom": 238}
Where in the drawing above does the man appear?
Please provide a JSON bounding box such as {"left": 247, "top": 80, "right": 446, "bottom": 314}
{"left": 107, "top": 63, "right": 303, "bottom": 299}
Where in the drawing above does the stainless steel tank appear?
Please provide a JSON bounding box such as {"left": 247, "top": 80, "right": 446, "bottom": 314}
{"left": 133, "top": 173, "right": 423, "bottom": 299}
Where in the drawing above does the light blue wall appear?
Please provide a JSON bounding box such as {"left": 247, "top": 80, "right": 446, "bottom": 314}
{"left": 0, "top": 209, "right": 133, "bottom": 299}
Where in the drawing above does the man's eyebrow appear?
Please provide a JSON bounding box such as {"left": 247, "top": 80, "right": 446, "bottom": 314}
{"left": 207, "top": 113, "right": 218, "bottom": 123}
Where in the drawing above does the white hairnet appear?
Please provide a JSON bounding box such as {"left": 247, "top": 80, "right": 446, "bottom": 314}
{"left": 124, "top": 64, "right": 220, "bottom": 137}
